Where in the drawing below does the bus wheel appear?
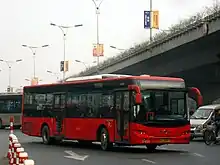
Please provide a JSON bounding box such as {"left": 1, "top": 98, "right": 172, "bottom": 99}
{"left": 100, "top": 128, "right": 112, "bottom": 151}
{"left": 146, "top": 144, "right": 157, "bottom": 152}
{"left": 0, "top": 119, "right": 2, "bottom": 129}
{"left": 42, "top": 126, "right": 52, "bottom": 145}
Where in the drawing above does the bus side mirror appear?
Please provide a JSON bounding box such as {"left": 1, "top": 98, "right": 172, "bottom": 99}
{"left": 128, "top": 85, "right": 142, "bottom": 104}
{"left": 135, "top": 93, "right": 142, "bottom": 104}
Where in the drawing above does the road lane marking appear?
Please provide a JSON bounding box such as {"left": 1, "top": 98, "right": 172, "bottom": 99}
{"left": 193, "top": 153, "right": 205, "bottom": 157}
{"left": 180, "top": 152, "right": 205, "bottom": 157}
{"left": 64, "top": 150, "right": 89, "bottom": 161}
{"left": 142, "top": 159, "right": 156, "bottom": 164}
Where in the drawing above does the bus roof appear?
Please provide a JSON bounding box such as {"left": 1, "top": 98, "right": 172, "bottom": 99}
{"left": 24, "top": 74, "right": 184, "bottom": 89}
{"left": 66, "top": 74, "right": 131, "bottom": 81}
{"left": 0, "top": 92, "right": 22, "bottom": 96}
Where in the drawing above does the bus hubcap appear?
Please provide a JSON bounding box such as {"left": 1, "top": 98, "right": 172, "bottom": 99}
{"left": 101, "top": 132, "right": 107, "bottom": 148}
{"left": 43, "top": 131, "right": 48, "bottom": 142}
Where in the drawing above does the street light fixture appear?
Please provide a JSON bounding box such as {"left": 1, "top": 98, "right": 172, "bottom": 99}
{"left": 50, "top": 22, "right": 83, "bottom": 81}
{"left": 47, "top": 70, "right": 60, "bottom": 80}
{"left": 75, "top": 60, "right": 96, "bottom": 69}
{"left": 110, "top": 45, "right": 126, "bottom": 51}
{"left": 22, "top": 44, "right": 49, "bottom": 79}
{"left": 0, "top": 59, "right": 22, "bottom": 90}
{"left": 110, "top": 45, "right": 135, "bottom": 51}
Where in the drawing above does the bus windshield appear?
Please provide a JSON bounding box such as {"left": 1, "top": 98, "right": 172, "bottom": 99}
{"left": 134, "top": 90, "right": 187, "bottom": 122}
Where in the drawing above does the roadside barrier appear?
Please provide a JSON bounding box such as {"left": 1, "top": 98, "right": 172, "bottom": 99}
{"left": 6, "top": 116, "right": 35, "bottom": 165}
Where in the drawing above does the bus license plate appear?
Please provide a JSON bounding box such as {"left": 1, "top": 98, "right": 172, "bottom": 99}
{"left": 160, "top": 138, "right": 170, "bottom": 143}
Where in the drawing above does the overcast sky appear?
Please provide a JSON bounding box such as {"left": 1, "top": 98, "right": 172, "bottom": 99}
{"left": 0, "top": 0, "right": 214, "bottom": 92}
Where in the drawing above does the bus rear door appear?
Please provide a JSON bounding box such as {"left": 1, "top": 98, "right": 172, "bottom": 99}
{"left": 53, "top": 93, "right": 66, "bottom": 136}
{"left": 114, "top": 91, "right": 130, "bottom": 143}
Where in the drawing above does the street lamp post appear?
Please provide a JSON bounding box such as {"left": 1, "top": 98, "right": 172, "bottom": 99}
{"left": 50, "top": 23, "right": 83, "bottom": 81}
{"left": 75, "top": 60, "right": 96, "bottom": 69}
{"left": 150, "top": 0, "right": 153, "bottom": 42}
{"left": 0, "top": 59, "right": 22, "bottom": 90}
{"left": 110, "top": 45, "right": 126, "bottom": 51}
{"left": 92, "top": 0, "right": 104, "bottom": 68}
{"left": 75, "top": 60, "right": 87, "bottom": 69}
{"left": 22, "top": 44, "right": 49, "bottom": 78}
{"left": 110, "top": 45, "right": 135, "bottom": 51}
{"left": 47, "top": 70, "right": 60, "bottom": 80}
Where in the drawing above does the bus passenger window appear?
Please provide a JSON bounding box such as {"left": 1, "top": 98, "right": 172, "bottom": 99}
{"left": 60, "top": 94, "right": 66, "bottom": 109}
{"left": 66, "top": 93, "right": 80, "bottom": 117}
{"left": 99, "top": 93, "right": 113, "bottom": 118}
{"left": 78, "top": 94, "right": 88, "bottom": 117}
{"left": 54, "top": 95, "right": 60, "bottom": 108}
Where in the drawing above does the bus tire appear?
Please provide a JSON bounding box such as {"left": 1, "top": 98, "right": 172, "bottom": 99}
{"left": 146, "top": 144, "right": 157, "bottom": 152}
{"left": 41, "top": 126, "right": 53, "bottom": 145}
{"left": 100, "top": 127, "right": 112, "bottom": 151}
{"left": 0, "top": 119, "right": 3, "bottom": 129}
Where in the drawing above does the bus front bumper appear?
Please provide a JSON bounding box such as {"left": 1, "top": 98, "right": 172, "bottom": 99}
{"left": 131, "top": 134, "right": 190, "bottom": 145}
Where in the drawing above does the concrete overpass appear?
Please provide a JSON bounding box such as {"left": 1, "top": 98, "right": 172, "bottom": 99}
{"left": 68, "top": 11, "right": 220, "bottom": 104}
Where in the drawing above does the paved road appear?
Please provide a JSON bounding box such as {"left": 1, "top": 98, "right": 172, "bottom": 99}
{"left": 0, "top": 130, "right": 219, "bottom": 165}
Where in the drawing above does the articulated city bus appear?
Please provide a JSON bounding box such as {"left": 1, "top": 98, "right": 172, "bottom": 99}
{"left": 0, "top": 93, "right": 22, "bottom": 128}
{"left": 22, "top": 74, "right": 194, "bottom": 151}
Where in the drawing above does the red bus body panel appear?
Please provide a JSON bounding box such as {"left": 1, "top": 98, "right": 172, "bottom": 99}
{"left": 129, "top": 123, "right": 190, "bottom": 145}
{"left": 63, "top": 118, "right": 115, "bottom": 142}
{"left": 22, "top": 117, "right": 116, "bottom": 143}
{"left": 22, "top": 117, "right": 190, "bottom": 145}
{"left": 22, "top": 117, "right": 54, "bottom": 137}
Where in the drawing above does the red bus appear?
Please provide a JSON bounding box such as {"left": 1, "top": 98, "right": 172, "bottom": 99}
{"left": 22, "top": 74, "right": 191, "bottom": 151}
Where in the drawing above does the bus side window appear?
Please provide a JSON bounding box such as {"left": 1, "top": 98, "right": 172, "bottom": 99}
{"left": 54, "top": 95, "right": 60, "bottom": 108}
{"left": 66, "top": 92, "right": 80, "bottom": 117}
{"left": 99, "top": 92, "right": 114, "bottom": 118}
{"left": 60, "top": 94, "right": 66, "bottom": 109}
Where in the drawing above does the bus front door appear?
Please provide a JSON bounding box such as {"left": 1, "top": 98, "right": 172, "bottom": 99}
{"left": 53, "top": 93, "right": 66, "bottom": 135}
{"left": 114, "top": 91, "right": 130, "bottom": 143}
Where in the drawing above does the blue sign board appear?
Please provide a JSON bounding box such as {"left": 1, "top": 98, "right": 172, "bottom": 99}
{"left": 144, "top": 11, "right": 151, "bottom": 29}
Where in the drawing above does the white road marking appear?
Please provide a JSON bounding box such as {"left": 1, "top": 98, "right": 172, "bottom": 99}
{"left": 193, "top": 153, "right": 205, "bottom": 158}
{"left": 64, "top": 150, "right": 89, "bottom": 161}
{"left": 142, "top": 159, "right": 156, "bottom": 164}
{"left": 180, "top": 152, "right": 205, "bottom": 157}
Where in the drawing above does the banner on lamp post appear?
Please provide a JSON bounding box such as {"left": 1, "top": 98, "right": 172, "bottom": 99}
{"left": 31, "top": 77, "right": 38, "bottom": 85}
{"left": 152, "top": 10, "right": 159, "bottom": 29}
{"left": 93, "top": 44, "right": 104, "bottom": 57}
{"left": 144, "top": 11, "right": 151, "bottom": 29}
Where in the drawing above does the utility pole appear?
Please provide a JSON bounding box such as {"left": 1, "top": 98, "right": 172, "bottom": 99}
{"left": 150, "top": 0, "right": 153, "bottom": 42}
{"left": 92, "top": 0, "right": 104, "bottom": 73}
